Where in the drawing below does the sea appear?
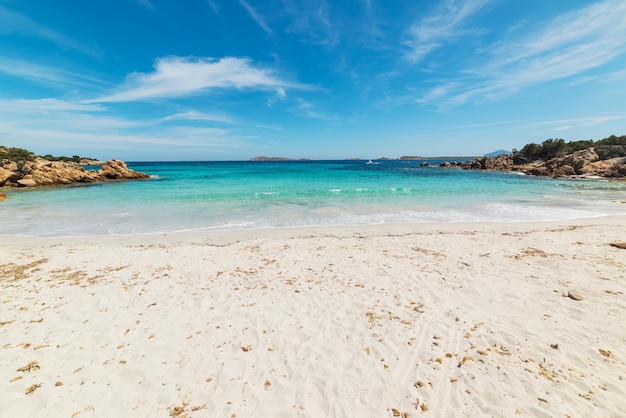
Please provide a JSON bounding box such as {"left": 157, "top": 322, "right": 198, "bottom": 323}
{"left": 2, "top": 159, "right": 626, "bottom": 237}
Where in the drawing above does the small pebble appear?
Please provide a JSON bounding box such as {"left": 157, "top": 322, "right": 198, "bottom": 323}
{"left": 568, "top": 290, "right": 583, "bottom": 301}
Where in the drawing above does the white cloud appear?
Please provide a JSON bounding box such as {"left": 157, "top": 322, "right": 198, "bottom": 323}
{"left": 405, "top": 0, "right": 491, "bottom": 63}
{"left": 418, "top": 0, "right": 626, "bottom": 106}
{"left": 91, "top": 56, "right": 309, "bottom": 103}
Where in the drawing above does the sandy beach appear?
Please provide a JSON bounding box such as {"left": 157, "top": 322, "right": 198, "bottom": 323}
{"left": 1, "top": 217, "right": 625, "bottom": 417}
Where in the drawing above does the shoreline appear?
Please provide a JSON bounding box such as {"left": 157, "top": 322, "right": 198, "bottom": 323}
{"left": 2, "top": 214, "right": 626, "bottom": 243}
{"left": 2, "top": 216, "right": 625, "bottom": 416}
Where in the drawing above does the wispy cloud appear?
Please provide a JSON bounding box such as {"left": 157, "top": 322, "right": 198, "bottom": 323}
{"left": 281, "top": 0, "right": 340, "bottom": 46}
{"left": 405, "top": 0, "right": 491, "bottom": 63}
{"left": 136, "top": 0, "right": 156, "bottom": 11}
{"left": 91, "top": 56, "right": 311, "bottom": 103}
{"left": 161, "top": 111, "right": 235, "bottom": 124}
{"left": 0, "top": 5, "right": 100, "bottom": 57}
{"left": 239, "top": 1, "right": 272, "bottom": 34}
{"left": 418, "top": 0, "right": 626, "bottom": 106}
{"left": 291, "top": 98, "right": 337, "bottom": 121}
{"left": 0, "top": 57, "right": 110, "bottom": 90}
{"left": 206, "top": 0, "right": 220, "bottom": 15}
{"left": 0, "top": 98, "right": 105, "bottom": 113}
{"left": 0, "top": 98, "right": 253, "bottom": 156}
{"left": 534, "top": 115, "right": 626, "bottom": 133}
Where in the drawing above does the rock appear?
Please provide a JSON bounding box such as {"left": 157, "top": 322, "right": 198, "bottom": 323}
{"left": 0, "top": 155, "right": 148, "bottom": 188}
{"left": 0, "top": 166, "right": 14, "bottom": 185}
{"left": 609, "top": 242, "right": 626, "bottom": 249}
{"left": 2, "top": 161, "right": 18, "bottom": 171}
{"left": 567, "top": 290, "right": 584, "bottom": 301}
{"left": 20, "top": 160, "right": 100, "bottom": 185}
{"left": 462, "top": 146, "right": 626, "bottom": 178}
{"left": 17, "top": 178, "right": 37, "bottom": 187}
{"left": 558, "top": 148, "right": 599, "bottom": 174}
{"left": 0, "top": 192, "right": 6, "bottom": 201}
{"left": 461, "top": 154, "right": 513, "bottom": 171}
{"left": 98, "top": 160, "right": 150, "bottom": 180}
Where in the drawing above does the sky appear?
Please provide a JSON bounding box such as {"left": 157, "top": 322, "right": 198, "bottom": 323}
{"left": 1, "top": 0, "right": 626, "bottom": 161}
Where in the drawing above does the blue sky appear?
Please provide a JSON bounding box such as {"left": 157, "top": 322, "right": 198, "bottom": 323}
{"left": 1, "top": 0, "right": 626, "bottom": 161}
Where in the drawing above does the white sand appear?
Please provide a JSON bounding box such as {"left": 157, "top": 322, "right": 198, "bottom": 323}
{"left": 1, "top": 217, "right": 626, "bottom": 417}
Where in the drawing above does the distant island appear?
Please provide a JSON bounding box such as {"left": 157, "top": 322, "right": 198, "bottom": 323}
{"left": 250, "top": 156, "right": 314, "bottom": 161}
{"left": 483, "top": 150, "right": 511, "bottom": 157}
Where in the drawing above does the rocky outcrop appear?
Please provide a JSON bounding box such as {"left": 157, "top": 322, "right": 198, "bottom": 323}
{"left": 1, "top": 157, "right": 149, "bottom": 188}
{"left": 462, "top": 147, "right": 626, "bottom": 178}
{"left": 461, "top": 154, "right": 513, "bottom": 171}
{"left": 98, "top": 160, "right": 150, "bottom": 180}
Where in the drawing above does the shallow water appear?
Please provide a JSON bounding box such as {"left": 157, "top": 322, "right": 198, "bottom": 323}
{"left": 2, "top": 160, "right": 626, "bottom": 237}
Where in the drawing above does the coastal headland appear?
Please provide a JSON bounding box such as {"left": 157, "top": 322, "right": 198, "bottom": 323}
{"left": 1, "top": 218, "right": 625, "bottom": 416}
{"left": 0, "top": 146, "right": 148, "bottom": 190}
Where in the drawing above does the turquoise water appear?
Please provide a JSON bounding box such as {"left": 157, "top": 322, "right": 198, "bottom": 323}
{"left": 2, "top": 160, "right": 626, "bottom": 237}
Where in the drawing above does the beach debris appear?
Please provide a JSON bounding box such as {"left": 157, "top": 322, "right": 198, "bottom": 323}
{"left": 599, "top": 349, "right": 613, "bottom": 358}
{"left": 550, "top": 343, "right": 559, "bottom": 350}
{"left": 25, "top": 384, "right": 41, "bottom": 395}
{"left": 390, "top": 408, "right": 409, "bottom": 417}
{"left": 241, "top": 345, "right": 252, "bottom": 352}
{"left": 609, "top": 242, "right": 626, "bottom": 249}
{"left": 458, "top": 355, "right": 474, "bottom": 367}
{"left": 414, "top": 380, "right": 425, "bottom": 388}
{"left": 17, "top": 361, "right": 40, "bottom": 373}
{"left": 264, "top": 380, "right": 271, "bottom": 390}
{"left": 168, "top": 402, "right": 188, "bottom": 417}
{"left": 567, "top": 290, "right": 584, "bottom": 301}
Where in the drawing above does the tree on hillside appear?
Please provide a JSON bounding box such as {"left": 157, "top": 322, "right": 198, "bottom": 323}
{"left": 537, "top": 138, "right": 567, "bottom": 160}
{"left": 597, "top": 135, "right": 626, "bottom": 146}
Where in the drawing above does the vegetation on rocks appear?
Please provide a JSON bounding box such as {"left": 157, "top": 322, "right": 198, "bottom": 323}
{"left": 464, "top": 134, "right": 626, "bottom": 178}
{"left": 1, "top": 146, "right": 148, "bottom": 189}
{"left": 512, "top": 135, "right": 626, "bottom": 164}
{"left": 1, "top": 146, "right": 99, "bottom": 165}
{"left": 0, "top": 146, "right": 36, "bottom": 165}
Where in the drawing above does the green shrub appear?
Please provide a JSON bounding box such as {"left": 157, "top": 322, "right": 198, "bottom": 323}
{"left": 0, "top": 146, "right": 36, "bottom": 163}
